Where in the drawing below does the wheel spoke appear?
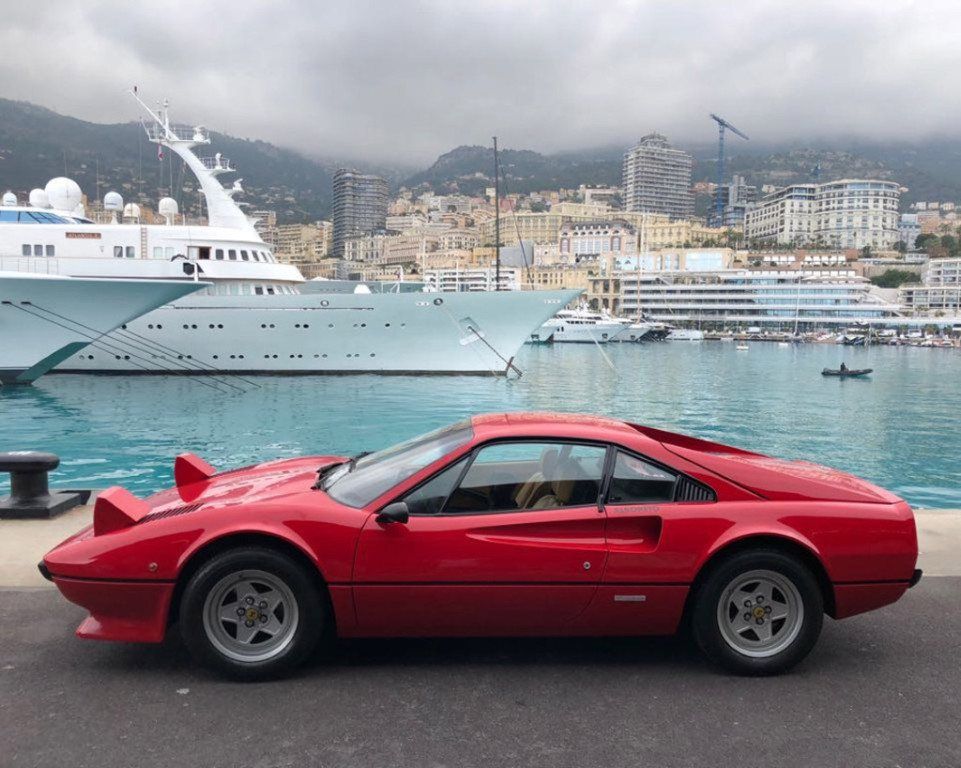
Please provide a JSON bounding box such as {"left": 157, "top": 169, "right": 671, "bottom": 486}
{"left": 259, "top": 615, "right": 283, "bottom": 637}
{"left": 754, "top": 621, "right": 773, "bottom": 642}
{"left": 219, "top": 602, "right": 241, "bottom": 624}
{"left": 234, "top": 620, "right": 260, "bottom": 645}
{"left": 769, "top": 608, "right": 789, "bottom": 622}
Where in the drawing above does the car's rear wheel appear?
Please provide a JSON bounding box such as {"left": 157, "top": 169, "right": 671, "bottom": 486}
{"left": 692, "top": 549, "right": 823, "bottom": 675}
{"left": 179, "top": 547, "right": 326, "bottom": 680}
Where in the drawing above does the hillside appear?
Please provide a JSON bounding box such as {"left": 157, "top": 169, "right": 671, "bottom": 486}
{"left": 407, "top": 140, "right": 961, "bottom": 209}
{"left": 0, "top": 99, "right": 336, "bottom": 222}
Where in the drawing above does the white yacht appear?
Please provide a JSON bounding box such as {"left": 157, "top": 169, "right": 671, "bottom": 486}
{"left": 0, "top": 93, "right": 578, "bottom": 376}
{"left": 666, "top": 328, "right": 705, "bottom": 341}
{"left": 0, "top": 272, "right": 204, "bottom": 384}
{"left": 531, "top": 308, "right": 629, "bottom": 344}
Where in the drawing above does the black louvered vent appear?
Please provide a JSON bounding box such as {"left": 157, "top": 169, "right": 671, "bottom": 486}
{"left": 675, "top": 477, "right": 716, "bottom": 502}
{"left": 140, "top": 502, "right": 203, "bottom": 524}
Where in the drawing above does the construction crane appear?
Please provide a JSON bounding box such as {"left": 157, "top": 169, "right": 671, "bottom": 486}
{"left": 709, "top": 113, "right": 749, "bottom": 226}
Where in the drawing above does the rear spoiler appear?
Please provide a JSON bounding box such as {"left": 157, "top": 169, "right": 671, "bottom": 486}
{"left": 174, "top": 453, "right": 216, "bottom": 487}
{"left": 93, "top": 487, "right": 150, "bottom": 535}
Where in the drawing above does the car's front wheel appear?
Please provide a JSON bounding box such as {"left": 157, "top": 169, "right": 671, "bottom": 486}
{"left": 692, "top": 549, "right": 824, "bottom": 675}
{"left": 179, "top": 546, "right": 326, "bottom": 680}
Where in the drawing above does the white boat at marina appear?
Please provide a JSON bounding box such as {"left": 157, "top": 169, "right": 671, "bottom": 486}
{"left": 0, "top": 93, "right": 577, "bottom": 376}
{"left": 0, "top": 272, "right": 204, "bottom": 384}
{"left": 531, "top": 308, "right": 629, "bottom": 344}
{"left": 667, "top": 328, "right": 705, "bottom": 341}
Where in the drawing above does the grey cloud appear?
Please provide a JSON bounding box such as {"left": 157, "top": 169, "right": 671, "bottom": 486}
{"left": 0, "top": 0, "right": 958, "bottom": 164}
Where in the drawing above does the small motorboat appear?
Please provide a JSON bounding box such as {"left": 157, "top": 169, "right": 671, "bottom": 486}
{"left": 822, "top": 367, "right": 873, "bottom": 378}
{"left": 736, "top": 343, "right": 749, "bottom": 351}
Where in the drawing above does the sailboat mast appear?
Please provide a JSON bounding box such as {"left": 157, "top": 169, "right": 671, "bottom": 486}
{"left": 493, "top": 136, "right": 500, "bottom": 292}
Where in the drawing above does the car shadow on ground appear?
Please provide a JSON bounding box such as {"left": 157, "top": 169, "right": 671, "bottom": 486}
{"left": 89, "top": 628, "right": 713, "bottom": 681}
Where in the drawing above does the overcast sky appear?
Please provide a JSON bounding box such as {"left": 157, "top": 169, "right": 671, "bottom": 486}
{"left": 1, "top": 1, "right": 959, "bottom": 165}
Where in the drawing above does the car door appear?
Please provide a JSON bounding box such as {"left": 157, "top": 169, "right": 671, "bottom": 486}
{"left": 352, "top": 441, "right": 609, "bottom": 636}
{"left": 585, "top": 449, "right": 715, "bottom": 635}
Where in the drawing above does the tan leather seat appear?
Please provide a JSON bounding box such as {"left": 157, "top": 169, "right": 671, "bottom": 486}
{"left": 514, "top": 448, "right": 558, "bottom": 509}
{"left": 530, "top": 467, "right": 576, "bottom": 510}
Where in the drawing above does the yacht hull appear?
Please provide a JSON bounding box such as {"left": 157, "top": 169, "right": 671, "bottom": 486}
{"left": 56, "top": 289, "right": 580, "bottom": 375}
{"left": 0, "top": 273, "right": 205, "bottom": 384}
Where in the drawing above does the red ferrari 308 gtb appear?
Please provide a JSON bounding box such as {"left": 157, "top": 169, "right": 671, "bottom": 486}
{"left": 42, "top": 413, "right": 921, "bottom": 680}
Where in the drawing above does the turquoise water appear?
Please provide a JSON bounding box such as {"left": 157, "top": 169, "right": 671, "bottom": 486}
{"left": 1, "top": 342, "right": 959, "bottom": 508}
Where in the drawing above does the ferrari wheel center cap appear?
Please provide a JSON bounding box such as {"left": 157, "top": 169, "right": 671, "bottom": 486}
{"left": 245, "top": 607, "right": 260, "bottom": 621}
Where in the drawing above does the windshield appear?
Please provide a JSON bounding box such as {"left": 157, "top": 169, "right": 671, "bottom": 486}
{"left": 324, "top": 420, "right": 473, "bottom": 508}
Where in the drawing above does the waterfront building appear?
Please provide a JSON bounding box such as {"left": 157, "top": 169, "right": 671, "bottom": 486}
{"left": 744, "top": 180, "right": 901, "bottom": 250}
{"left": 423, "top": 265, "right": 521, "bottom": 292}
{"left": 479, "top": 211, "right": 579, "bottom": 245}
{"left": 331, "top": 169, "right": 389, "bottom": 257}
{"left": 622, "top": 132, "right": 695, "bottom": 219}
{"left": 271, "top": 222, "right": 333, "bottom": 266}
{"left": 589, "top": 264, "right": 901, "bottom": 326}
{"left": 559, "top": 220, "right": 637, "bottom": 260}
{"left": 898, "top": 258, "right": 961, "bottom": 314}
{"left": 710, "top": 174, "right": 757, "bottom": 228}
{"left": 527, "top": 263, "right": 594, "bottom": 292}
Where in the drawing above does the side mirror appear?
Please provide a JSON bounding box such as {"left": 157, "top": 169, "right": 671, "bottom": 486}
{"left": 376, "top": 501, "right": 409, "bottom": 525}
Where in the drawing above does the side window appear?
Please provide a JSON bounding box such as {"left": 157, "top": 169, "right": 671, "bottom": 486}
{"left": 215, "top": 248, "right": 224, "bottom": 260}
{"left": 46, "top": 245, "right": 55, "bottom": 256}
{"left": 402, "top": 458, "right": 468, "bottom": 515}
{"left": 126, "top": 246, "right": 135, "bottom": 258}
{"left": 445, "top": 442, "right": 606, "bottom": 514}
{"left": 607, "top": 452, "right": 676, "bottom": 504}
{"left": 21, "top": 244, "right": 30, "bottom": 256}
{"left": 33, "top": 244, "right": 43, "bottom": 256}
{"left": 228, "top": 249, "right": 237, "bottom": 260}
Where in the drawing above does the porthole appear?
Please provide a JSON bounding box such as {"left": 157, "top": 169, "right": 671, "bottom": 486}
{"left": 121, "top": 324, "right": 127, "bottom": 330}
{"left": 124, "top": 355, "right": 130, "bottom": 360}
{"left": 148, "top": 324, "right": 154, "bottom": 329}
{"left": 322, "top": 354, "right": 328, "bottom": 358}
{"left": 213, "top": 355, "right": 219, "bottom": 360}
{"left": 361, "top": 323, "right": 366, "bottom": 328}
{"left": 229, "top": 355, "right": 236, "bottom": 360}
{"left": 183, "top": 324, "right": 189, "bottom": 330}
{"left": 321, "top": 300, "right": 329, "bottom": 307}
{"left": 433, "top": 298, "right": 444, "bottom": 306}
{"left": 157, "top": 324, "right": 163, "bottom": 329}
{"left": 209, "top": 324, "right": 215, "bottom": 329}
{"left": 370, "top": 353, "right": 375, "bottom": 357}
{"left": 192, "top": 324, "right": 198, "bottom": 329}
{"left": 239, "top": 354, "right": 245, "bottom": 359}
{"left": 303, "top": 324, "right": 309, "bottom": 329}
{"left": 218, "top": 324, "right": 223, "bottom": 329}
{"left": 328, "top": 323, "right": 334, "bottom": 328}
{"left": 384, "top": 323, "right": 390, "bottom": 327}
{"left": 177, "top": 355, "right": 184, "bottom": 360}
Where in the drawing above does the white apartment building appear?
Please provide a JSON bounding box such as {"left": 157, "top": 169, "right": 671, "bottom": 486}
{"left": 898, "top": 258, "right": 961, "bottom": 314}
{"left": 622, "top": 133, "right": 695, "bottom": 219}
{"left": 744, "top": 180, "right": 901, "bottom": 249}
{"left": 423, "top": 266, "right": 521, "bottom": 292}
{"left": 559, "top": 220, "right": 637, "bottom": 259}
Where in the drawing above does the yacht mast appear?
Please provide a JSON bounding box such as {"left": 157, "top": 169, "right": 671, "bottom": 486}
{"left": 493, "top": 136, "right": 500, "bottom": 291}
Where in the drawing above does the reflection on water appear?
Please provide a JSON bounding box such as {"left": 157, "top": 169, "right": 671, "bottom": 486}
{"left": 1, "top": 343, "right": 959, "bottom": 508}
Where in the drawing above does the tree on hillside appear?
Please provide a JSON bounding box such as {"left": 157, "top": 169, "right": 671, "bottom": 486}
{"left": 870, "top": 269, "right": 918, "bottom": 288}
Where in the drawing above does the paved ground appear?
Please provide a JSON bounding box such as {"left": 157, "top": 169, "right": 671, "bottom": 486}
{"left": 1, "top": 579, "right": 960, "bottom": 768}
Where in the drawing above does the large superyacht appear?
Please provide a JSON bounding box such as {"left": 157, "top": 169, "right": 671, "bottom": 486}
{"left": 0, "top": 93, "right": 578, "bottom": 376}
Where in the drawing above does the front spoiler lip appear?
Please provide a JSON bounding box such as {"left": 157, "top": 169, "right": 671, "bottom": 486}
{"left": 909, "top": 568, "right": 923, "bottom": 588}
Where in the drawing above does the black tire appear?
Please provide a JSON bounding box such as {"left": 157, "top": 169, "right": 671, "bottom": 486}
{"left": 691, "top": 548, "right": 824, "bottom": 676}
{"left": 179, "top": 546, "right": 327, "bottom": 681}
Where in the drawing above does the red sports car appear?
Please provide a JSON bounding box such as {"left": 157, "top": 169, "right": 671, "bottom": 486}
{"left": 42, "top": 413, "right": 921, "bottom": 679}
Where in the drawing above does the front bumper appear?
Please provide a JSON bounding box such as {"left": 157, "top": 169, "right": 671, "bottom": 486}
{"left": 51, "top": 576, "right": 174, "bottom": 643}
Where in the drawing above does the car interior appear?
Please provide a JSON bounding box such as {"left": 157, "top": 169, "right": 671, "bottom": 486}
{"left": 401, "top": 441, "right": 679, "bottom": 516}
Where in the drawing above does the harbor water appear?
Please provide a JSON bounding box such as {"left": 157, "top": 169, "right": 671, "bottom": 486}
{"left": 1, "top": 342, "right": 959, "bottom": 508}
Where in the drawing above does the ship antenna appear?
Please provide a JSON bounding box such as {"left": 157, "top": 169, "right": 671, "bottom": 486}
{"left": 493, "top": 136, "right": 500, "bottom": 291}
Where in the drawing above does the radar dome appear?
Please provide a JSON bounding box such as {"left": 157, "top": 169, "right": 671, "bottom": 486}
{"left": 122, "top": 202, "right": 141, "bottom": 220}
{"left": 1, "top": 191, "right": 16, "bottom": 206}
{"left": 103, "top": 191, "right": 124, "bottom": 211}
{"left": 28, "top": 188, "right": 50, "bottom": 208}
{"left": 45, "top": 177, "right": 82, "bottom": 212}
{"left": 158, "top": 197, "right": 179, "bottom": 217}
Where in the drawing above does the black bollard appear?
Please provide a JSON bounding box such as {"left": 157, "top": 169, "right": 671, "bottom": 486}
{"left": 0, "top": 452, "right": 83, "bottom": 519}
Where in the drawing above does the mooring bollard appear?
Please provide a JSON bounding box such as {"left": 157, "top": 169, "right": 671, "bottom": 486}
{"left": 0, "top": 452, "right": 83, "bottom": 519}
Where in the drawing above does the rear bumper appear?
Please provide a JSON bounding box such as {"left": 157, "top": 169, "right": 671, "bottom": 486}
{"left": 909, "top": 568, "right": 923, "bottom": 588}
{"left": 833, "top": 580, "right": 914, "bottom": 619}
{"left": 52, "top": 576, "right": 174, "bottom": 643}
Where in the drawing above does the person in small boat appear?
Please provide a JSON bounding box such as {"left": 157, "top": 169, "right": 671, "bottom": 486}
{"left": 840, "top": 362, "right": 848, "bottom": 373}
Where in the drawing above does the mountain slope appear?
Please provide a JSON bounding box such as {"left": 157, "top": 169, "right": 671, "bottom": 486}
{"left": 0, "top": 99, "right": 335, "bottom": 222}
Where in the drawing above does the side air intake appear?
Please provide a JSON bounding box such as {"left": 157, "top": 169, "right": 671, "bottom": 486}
{"left": 675, "top": 477, "right": 716, "bottom": 502}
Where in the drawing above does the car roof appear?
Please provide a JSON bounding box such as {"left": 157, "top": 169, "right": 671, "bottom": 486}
{"left": 470, "top": 412, "right": 638, "bottom": 437}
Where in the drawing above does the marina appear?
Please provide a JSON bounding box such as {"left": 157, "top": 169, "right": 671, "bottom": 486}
{"left": 2, "top": 342, "right": 958, "bottom": 509}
